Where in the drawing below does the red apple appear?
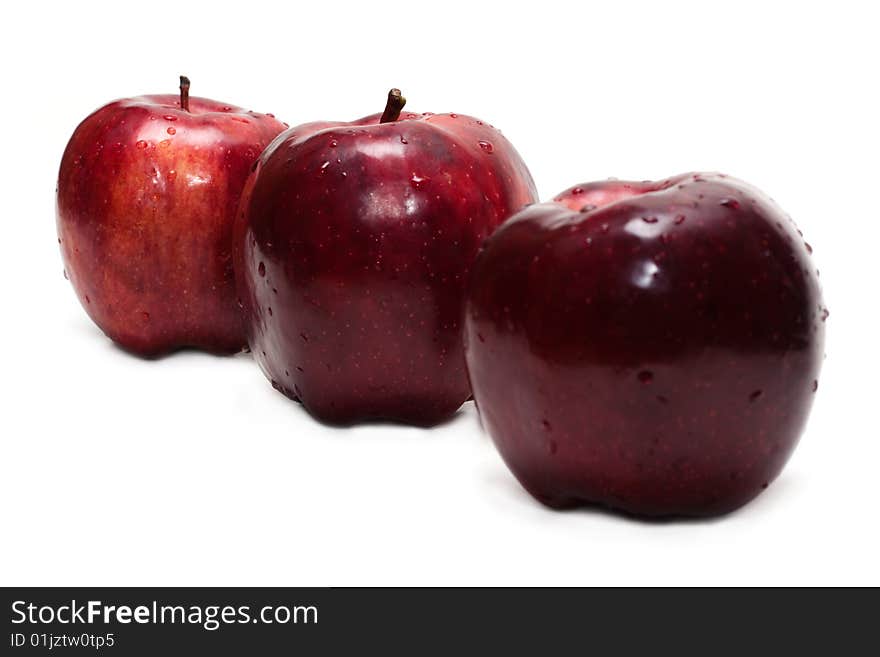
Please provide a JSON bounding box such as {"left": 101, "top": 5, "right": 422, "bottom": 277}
{"left": 235, "top": 89, "right": 538, "bottom": 425}
{"left": 57, "top": 77, "right": 287, "bottom": 356}
{"left": 465, "top": 173, "right": 826, "bottom": 517}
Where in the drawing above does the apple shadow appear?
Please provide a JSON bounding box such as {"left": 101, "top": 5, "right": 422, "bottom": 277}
{"left": 107, "top": 339, "right": 252, "bottom": 362}
{"left": 63, "top": 312, "right": 245, "bottom": 362}
{"left": 99, "top": 325, "right": 475, "bottom": 433}
{"left": 484, "top": 466, "right": 801, "bottom": 526}
{"left": 287, "top": 398, "right": 476, "bottom": 433}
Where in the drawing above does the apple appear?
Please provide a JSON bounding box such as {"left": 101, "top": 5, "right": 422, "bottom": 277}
{"left": 235, "top": 89, "right": 538, "bottom": 425}
{"left": 465, "top": 173, "right": 826, "bottom": 517}
{"left": 57, "top": 76, "right": 287, "bottom": 356}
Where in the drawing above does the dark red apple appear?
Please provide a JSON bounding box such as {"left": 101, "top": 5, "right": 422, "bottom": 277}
{"left": 57, "top": 77, "right": 287, "bottom": 356}
{"left": 465, "top": 173, "right": 826, "bottom": 517}
{"left": 235, "top": 89, "right": 537, "bottom": 425}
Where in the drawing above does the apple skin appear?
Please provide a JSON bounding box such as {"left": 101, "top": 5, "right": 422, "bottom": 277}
{"left": 465, "top": 173, "right": 826, "bottom": 517}
{"left": 235, "top": 102, "right": 538, "bottom": 425}
{"left": 57, "top": 91, "right": 287, "bottom": 356}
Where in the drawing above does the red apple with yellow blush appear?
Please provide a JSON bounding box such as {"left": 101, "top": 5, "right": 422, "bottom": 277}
{"left": 57, "top": 77, "right": 287, "bottom": 356}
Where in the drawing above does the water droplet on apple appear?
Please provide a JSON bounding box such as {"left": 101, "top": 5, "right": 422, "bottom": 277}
{"left": 258, "top": 262, "right": 266, "bottom": 277}
{"left": 63, "top": 269, "right": 68, "bottom": 280}
{"left": 821, "top": 307, "right": 830, "bottom": 322}
{"left": 85, "top": 295, "right": 91, "bottom": 304}
{"left": 329, "top": 139, "right": 338, "bottom": 148}
{"left": 637, "top": 370, "right": 654, "bottom": 384}
{"left": 166, "top": 127, "right": 176, "bottom": 135}
{"left": 320, "top": 161, "right": 331, "bottom": 173}
{"left": 478, "top": 140, "right": 494, "bottom": 154}
{"left": 641, "top": 216, "right": 658, "bottom": 224}
{"left": 400, "top": 135, "right": 408, "bottom": 144}
{"left": 300, "top": 332, "right": 309, "bottom": 342}
{"left": 674, "top": 215, "right": 686, "bottom": 225}
{"left": 805, "top": 242, "right": 813, "bottom": 254}
{"left": 266, "top": 113, "right": 275, "bottom": 118}
{"left": 450, "top": 113, "right": 458, "bottom": 118}
{"left": 749, "top": 390, "right": 762, "bottom": 402}
{"left": 720, "top": 198, "right": 740, "bottom": 210}
{"left": 222, "top": 106, "right": 232, "bottom": 112}
{"left": 267, "top": 307, "right": 273, "bottom": 316}
{"left": 571, "top": 187, "right": 584, "bottom": 195}
{"left": 410, "top": 174, "right": 428, "bottom": 189}
{"left": 136, "top": 140, "right": 148, "bottom": 149}
{"left": 580, "top": 204, "right": 597, "bottom": 213}
{"left": 163, "top": 114, "right": 178, "bottom": 121}
{"left": 812, "top": 379, "right": 818, "bottom": 392}
{"left": 601, "top": 223, "right": 609, "bottom": 233}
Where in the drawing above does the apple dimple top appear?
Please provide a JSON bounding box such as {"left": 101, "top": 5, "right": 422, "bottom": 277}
{"left": 115, "top": 94, "right": 279, "bottom": 120}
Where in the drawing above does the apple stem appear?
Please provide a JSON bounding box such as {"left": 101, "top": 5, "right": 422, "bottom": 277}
{"left": 179, "top": 75, "right": 191, "bottom": 112}
{"left": 380, "top": 88, "right": 406, "bottom": 123}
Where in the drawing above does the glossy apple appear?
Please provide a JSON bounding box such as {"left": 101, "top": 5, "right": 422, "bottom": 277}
{"left": 235, "top": 89, "right": 538, "bottom": 425}
{"left": 465, "top": 173, "right": 826, "bottom": 517}
{"left": 57, "top": 77, "right": 287, "bottom": 356}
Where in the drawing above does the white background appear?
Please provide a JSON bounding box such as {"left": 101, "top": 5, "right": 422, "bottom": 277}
{"left": 1, "top": 0, "right": 877, "bottom": 586}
